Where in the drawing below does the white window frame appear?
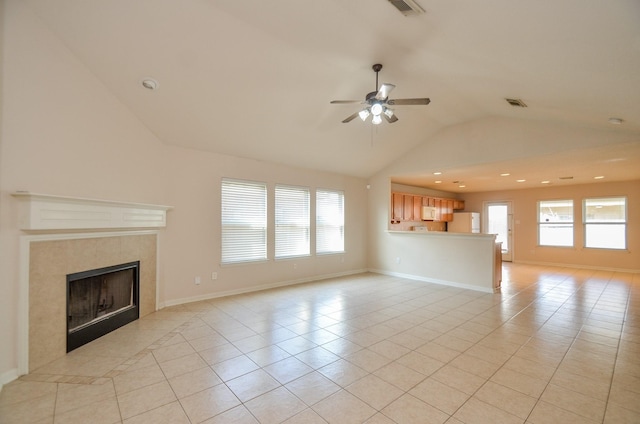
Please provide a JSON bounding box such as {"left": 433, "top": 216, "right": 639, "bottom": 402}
{"left": 221, "top": 178, "right": 267, "bottom": 264}
{"left": 275, "top": 185, "right": 310, "bottom": 259}
{"left": 316, "top": 189, "right": 345, "bottom": 254}
{"left": 583, "top": 197, "right": 627, "bottom": 250}
{"left": 538, "top": 199, "right": 574, "bottom": 247}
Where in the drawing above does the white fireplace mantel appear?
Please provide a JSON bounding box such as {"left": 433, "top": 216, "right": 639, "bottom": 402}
{"left": 12, "top": 192, "right": 172, "bottom": 231}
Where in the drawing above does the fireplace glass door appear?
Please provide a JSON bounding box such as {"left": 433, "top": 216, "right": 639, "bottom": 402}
{"left": 66, "top": 261, "right": 140, "bottom": 352}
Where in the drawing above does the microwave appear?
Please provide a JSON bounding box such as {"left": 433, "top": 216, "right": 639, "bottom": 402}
{"left": 422, "top": 206, "right": 437, "bottom": 220}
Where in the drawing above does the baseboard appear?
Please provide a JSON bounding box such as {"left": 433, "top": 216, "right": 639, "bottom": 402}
{"left": 513, "top": 260, "right": 640, "bottom": 274}
{"left": 0, "top": 368, "right": 20, "bottom": 393}
{"left": 160, "top": 269, "right": 369, "bottom": 309}
{"left": 368, "top": 269, "right": 495, "bottom": 294}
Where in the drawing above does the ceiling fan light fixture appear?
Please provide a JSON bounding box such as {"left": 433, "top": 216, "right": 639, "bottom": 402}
{"left": 359, "top": 109, "right": 371, "bottom": 121}
{"left": 371, "top": 103, "right": 383, "bottom": 116}
{"left": 383, "top": 108, "right": 394, "bottom": 118}
{"left": 372, "top": 115, "right": 383, "bottom": 125}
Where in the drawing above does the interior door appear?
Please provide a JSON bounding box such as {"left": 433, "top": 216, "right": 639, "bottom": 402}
{"left": 485, "top": 201, "right": 513, "bottom": 262}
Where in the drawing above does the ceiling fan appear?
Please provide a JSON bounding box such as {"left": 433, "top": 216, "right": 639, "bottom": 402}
{"left": 331, "top": 64, "right": 430, "bottom": 124}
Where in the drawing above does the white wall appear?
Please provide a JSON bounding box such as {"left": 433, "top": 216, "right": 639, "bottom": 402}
{"left": 160, "top": 145, "right": 368, "bottom": 305}
{"left": 0, "top": 1, "right": 368, "bottom": 385}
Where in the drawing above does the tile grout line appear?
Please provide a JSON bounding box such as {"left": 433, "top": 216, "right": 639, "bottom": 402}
{"left": 520, "top": 270, "right": 620, "bottom": 424}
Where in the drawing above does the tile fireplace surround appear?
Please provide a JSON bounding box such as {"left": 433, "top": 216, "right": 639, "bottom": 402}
{"left": 27, "top": 233, "right": 157, "bottom": 371}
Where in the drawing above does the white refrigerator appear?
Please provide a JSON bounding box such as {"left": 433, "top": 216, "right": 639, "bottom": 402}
{"left": 448, "top": 212, "right": 480, "bottom": 233}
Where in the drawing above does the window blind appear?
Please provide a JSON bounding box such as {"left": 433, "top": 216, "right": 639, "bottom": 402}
{"left": 316, "top": 189, "right": 344, "bottom": 254}
{"left": 221, "top": 179, "right": 267, "bottom": 264}
{"left": 275, "top": 185, "right": 310, "bottom": 258}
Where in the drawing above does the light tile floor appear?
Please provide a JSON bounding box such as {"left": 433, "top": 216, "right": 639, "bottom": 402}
{"left": 1, "top": 263, "right": 639, "bottom": 423}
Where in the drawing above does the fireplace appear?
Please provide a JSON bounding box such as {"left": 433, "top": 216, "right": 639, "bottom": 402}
{"left": 14, "top": 193, "right": 168, "bottom": 373}
{"left": 66, "top": 261, "right": 140, "bottom": 352}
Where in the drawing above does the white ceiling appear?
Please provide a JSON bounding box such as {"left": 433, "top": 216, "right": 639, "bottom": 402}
{"left": 25, "top": 0, "right": 640, "bottom": 191}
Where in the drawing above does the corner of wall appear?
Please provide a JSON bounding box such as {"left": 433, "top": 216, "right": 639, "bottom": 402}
{"left": 0, "top": 367, "right": 19, "bottom": 393}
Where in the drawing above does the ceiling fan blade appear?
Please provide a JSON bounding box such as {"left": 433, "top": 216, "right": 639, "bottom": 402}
{"left": 330, "top": 100, "right": 361, "bottom": 104}
{"left": 387, "top": 98, "right": 431, "bottom": 105}
{"left": 342, "top": 111, "right": 360, "bottom": 123}
{"left": 375, "top": 83, "right": 395, "bottom": 100}
{"left": 383, "top": 113, "right": 399, "bottom": 123}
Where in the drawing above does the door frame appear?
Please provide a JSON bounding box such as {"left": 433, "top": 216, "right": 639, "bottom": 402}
{"left": 483, "top": 201, "right": 513, "bottom": 262}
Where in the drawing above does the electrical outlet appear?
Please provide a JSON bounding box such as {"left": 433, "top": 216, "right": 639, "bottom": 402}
{"left": 395, "top": 257, "right": 401, "bottom": 264}
{"left": 195, "top": 276, "right": 201, "bottom": 285}
{"left": 293, "top": 263, "right": 297, "bottom": 270}
{"left": 212, "top": 272, "right": 218, "bottom": 280}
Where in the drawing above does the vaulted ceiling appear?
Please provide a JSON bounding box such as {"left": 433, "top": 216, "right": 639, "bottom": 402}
{"left": 24, "top": 0, "right": 640, "bottom": 191}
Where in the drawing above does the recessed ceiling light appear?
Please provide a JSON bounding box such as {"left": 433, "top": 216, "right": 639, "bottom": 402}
{"left": 541, "top": 180, "right": 550, "bottom": 184}
{"left": 594, "top": 176, "right": 605, "bottom": 179}
{"left": 433, "top": 172, "right": 442, "bottom": 175}
{"left": 434, "top": 180, "right": 442, "bottom": 184}
{"left": 516, "top": 179, "right": 526, "bottom": 183}
{"left": 500, "top": 173, "right": 510, "bottom": 177}
{"left": 608, "top": 117, "right": 623, "bottom": 125}
{"left": 141, "top": 78, "right": 158, "bottom": 90}
{"left": 458, "top": 185, "right": 466, "bottom": 188}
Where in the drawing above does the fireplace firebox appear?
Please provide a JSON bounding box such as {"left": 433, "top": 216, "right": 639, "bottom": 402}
{"left": 66, "top": 261, "right": 140, "bottom": 352}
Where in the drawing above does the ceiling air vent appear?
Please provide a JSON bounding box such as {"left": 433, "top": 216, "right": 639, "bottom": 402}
{"left": 505, "top": 98, "right": 527, "bottom": 107}
{"left": 388, "top": 0, "right": 425, "bottom": 16}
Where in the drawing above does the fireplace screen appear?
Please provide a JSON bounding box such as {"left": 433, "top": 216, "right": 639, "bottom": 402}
{"left": 67, "top": 261, "right": 140, "bottom": 352}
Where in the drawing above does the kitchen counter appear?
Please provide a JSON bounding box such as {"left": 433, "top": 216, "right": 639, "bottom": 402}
{"left": 388, "top": 230, "right": 496, "bottom": 238}
{"left": 376, "top": 230, "right": 500, "bottom": 293}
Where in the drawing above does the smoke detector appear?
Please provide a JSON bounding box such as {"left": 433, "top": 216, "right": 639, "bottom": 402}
{"left": 387, "top": 0, "right": 425, "bottom": 16}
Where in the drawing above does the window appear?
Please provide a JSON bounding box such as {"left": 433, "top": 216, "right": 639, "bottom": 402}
{"left": 221, "top": 179, "right": 267, "bottom": 264}
{"left": 584, "top": 197, "right": 626, "bottom": 249}
{"left": 538, "top": 199, "right": 573, "bottom": 247}
{"left": 275, "top": 185, "right": 310, "bottom": 258}
{"left": 316, "top": 189, "right": 344, "bottom": 254}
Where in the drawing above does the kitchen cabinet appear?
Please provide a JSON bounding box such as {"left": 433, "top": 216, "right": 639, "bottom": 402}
{"left": 403, "top": 195, "right": 414, "bottom": 220}
{"left": 453, "top": 200, "right": 465, "bottom": 210}
{"left": 390, "top": 191, "right": 464, "bottom": 223}
{"left": 413, "top": 196, "right": 422, "bottom": 221}
{"left": 392, "top": 193, "right": 404, "bottom": 221}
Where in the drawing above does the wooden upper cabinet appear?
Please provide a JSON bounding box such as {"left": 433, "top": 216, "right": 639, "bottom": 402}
{"left": 403, "top": 195, "right": 414, "bottom": 220}
{"left": 390, "top": 191, "right": 463, "bottom": 222}
{"left": 453, "top": 200, "right": 465, "bottom": 210}
{"left": 413, "top": 196, "right": 422, "bottom": 221}
{"left": 392, "top": 193, "right": 404, "bottom": 221}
